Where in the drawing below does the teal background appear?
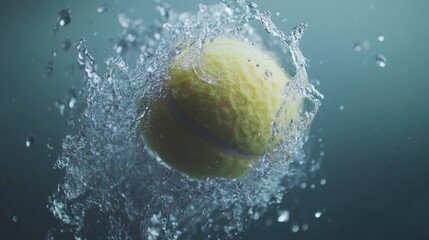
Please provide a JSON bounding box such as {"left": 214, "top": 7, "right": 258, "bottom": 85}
{"left": 1, "top": 0, "right": 428, "bottom": 239}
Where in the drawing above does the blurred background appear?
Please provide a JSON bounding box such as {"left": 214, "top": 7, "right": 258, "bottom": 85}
{"left": 1, "top": 0, "right": 428, "bottom": 239}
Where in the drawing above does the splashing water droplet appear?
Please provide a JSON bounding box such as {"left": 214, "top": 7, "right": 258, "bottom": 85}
{"left": 52, "top": 50, "right": 58, "bottom": 57}
{"left": 63, "top": 38, "right": 71, "bottom": 51}
{"left": 97, "top": 4, "right": 108, "bottom": 13}
{"left": 68, "top": 88, "right": 77, "bottom": 108}
{"left": 352, "top": 43, "right": 362, "bottom": 52}
{"left": 58, "top": 9, "right": 71, "bottom": 27}
{"left": 55, "top": 100, "right": 65, "bottom": 116}
{"left": 291, "top": 224, "right": 300, "bottom": 233}
{"left": 315, "top": 211, "right": 322, "bottom": 218}
{"left": 377, "top": 34, "right": 385, "bottom": 42}
{"left": 376, "top": 54, "right": 387, "bottom": 68}
{"left": 277, "top": 210, "right": 290, "bottom": 222}
{"left": 47, "top": 139, "right": 54, "bottom": 150}
{"left": 25, "top": 134, "right": 35, "bottom": 147}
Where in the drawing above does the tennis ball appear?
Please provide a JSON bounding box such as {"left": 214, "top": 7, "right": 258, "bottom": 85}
{"left": 139, "top": 37, "right": 302, "bottom": 179}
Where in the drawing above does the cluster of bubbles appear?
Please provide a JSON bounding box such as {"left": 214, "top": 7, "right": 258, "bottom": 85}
{"left": 47, "top": 0, "right": 323, "bottom": 239}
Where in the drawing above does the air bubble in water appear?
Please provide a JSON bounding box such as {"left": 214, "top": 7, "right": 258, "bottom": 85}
{"left": 55, "top": 100, "right": 65, "bottom": 116}
{"left": 47, "top": 138, "right": 54, "bottom": 150}
{"left": 320, "top": 178, "right": 327, "bottom": 185}
{"left": 68, "top": 89, "right": 77, "bottom": 108}
{"left": 25, "top": 133, "right": 35, "bottom": 147}
{"left": 315, "top": 211, "right": 322, "bottom": 218}
{"left": 44, "top": 61, "right": 53, "bottom": 77}
{"left": 63, "top": 38, "right": 71, "bottom": 51}
{"left": 291, "top": 224, "right": 299, "bottom": 233}
{"left": 277, "top": 210, "right": 290, "bottom": 222}
{"left": 352, "top": 43, "right": 362, "bottom": 52}
{"left": 97, "top": 4, "right": 108, "bottom": 13}
{"left": 58, "top": 9, "right": 71, "bottom": 27}
{"left": 376, "top": 54, "right": 387, "bottom": 68}
{"left": 377, "top": 34, "right": 385, "bottom": 42}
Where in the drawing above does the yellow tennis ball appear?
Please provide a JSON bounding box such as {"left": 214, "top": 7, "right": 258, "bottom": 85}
{"left": 139, "top": 37, "right": 302, "bottom": 179}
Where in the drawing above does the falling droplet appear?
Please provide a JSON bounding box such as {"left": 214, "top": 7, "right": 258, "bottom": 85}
{"left": 315, "top": 211, "right": 322, "bottom": 218}
{"left": 376, "top": 54, "right": 387, "bottom": 68}
{"left": 377, "top": 34, "right": 385, "bottom": 42}
{"left": 362, "top": 40, "right": 371, "bottom": 50}
{"left": 68, "top": 88, "right": 77, "bottom": 108}
{"left": 277, "top": 210, "right": 290, "bottom": 222}
{"left": 291, "top": 224, "right": 299, "bottom": 233}
{"left": 44, "top": 61, "right": 54, "bottom": 77}
{"left": 12, "top": 216, "right": 18, "bottom": 223}
{"left": 352, "top": 43, "right": 362, "bottom": 52}
{"left": 63, "top": 38, "right": 71, "bottom": 51}
{"left": 55, "top": 100, "right": 66, "bottom": 116}
{"left": 25, "top": 134, "right": 35, "bottom": 147}
{"left": 47, "top": 138, "right": 54, "bottom": 150}
{"left": 264, "top": 70, "right": 272, "bottom": 79}
{"left": 320, "top": 178, "right": 327, "bottom": 185}
{"left": 52, "top": 50, "right": 58, "bottom": 57}
{"left": 97, "top": 4, "right": 108, "bottom": 13}
{"left": 58, "top": 9, "right": 71, "bottom": 27}
{"left": 339, "top": 105, "right": 344, "bottom": 111}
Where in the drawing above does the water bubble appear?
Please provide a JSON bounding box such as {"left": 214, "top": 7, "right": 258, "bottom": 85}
{"left": 25, "top": 133, "right": 35, "bottom": 147}
{"left": 12, "top": 216, "right": 18, "bottom": 222}
{"left": 63, "top": 38, "right": 71, "bottom": 51}
{"left": 291, "top": 224, "right": 299, "bottom": 233}
{"left": 362, "top": 40, "right": 370, "bottom": 50}
{"left": 58, "top": 9, "right": 71, "bottom": 27}
{"left": 276, "top": 12, "right": 280, "bottom": 16}
{"left": 97, "top": 4, "right": 108, "bottom": 13}
{"left": 301, "top": 224, "right": 309, "bottom": 231}
{"left": 339, "top": 105, "right": 344, "bottom": 111}
{"left": 47, "top": 138, "right": 54, "bottom": 150}
{"left": 55, "top": 100, "right": 65, "bottom": 116}
{"left": 264, "top": 69, "right": 272, "bottom": 79}
{"left": 118, "top": 13, "right": 130, "bottom": 28}
{"left": 320, "top": 178, "right": 327, "bottom": 185}
{"left": 277, "top": 210, "right": 290, "bottom": 223}
{"left": 44, "top": 61, "right": 54, "bottom": 77}
{"left": 376, "top": 54, "right": 387, "bottom": 68}
{"left": 352, "top": 43, "right": 362, "bottom": 52}
{"left": 315, "top": 211, "right": 322, "bottom": 218}
{"left": 68, "top": 88, "right": 77, "bottom": 109}
{"left": 377, "top": 34, "right": 385, "bottom": 42}
{"left": 300, "top": 182, "right": 307, "bottom": 189}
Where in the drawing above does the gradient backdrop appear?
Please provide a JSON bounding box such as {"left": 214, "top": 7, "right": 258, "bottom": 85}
{"left": 1, "top": 0, "right": 428, "bottom": 239}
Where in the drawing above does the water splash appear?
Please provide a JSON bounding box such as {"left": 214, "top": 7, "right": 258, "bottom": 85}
{"left": 48, "top": 1, "right": 323, "bottom": 239}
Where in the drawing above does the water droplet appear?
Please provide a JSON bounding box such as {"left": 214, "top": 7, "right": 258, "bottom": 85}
{"left": 97, "top": 4, "right": 108, "bottom": 13}
{"left": 376, "top": 54, "right": 387, "bottom": 68}
{"left": 47, "top": 138, "right": 54, "bottom": 150}
{"left": 58, "top": 9, "right": 71, "bottom": 27}
{"left": 255, "top": 64, "right": 259, "bottom": 68}
{"left": 248, "top": 2, "right": 258, "bottom": 8}
{"left": 276, "top": 12, "right": 280, "bottom": 16}
{"left": 339, "top": 105, "right": 344, "bottom": 111}
{"left": 320, "top": 179, "right": 327, "bottom": 185}
{"left": 118, "top": 13, "right": 130, "bottom": 28}
{"left": 264, "top": 70, "right": 272, "bottom": 79}
{"left": 68, "top": 88, "right": 77, "bottom": 108}
{"left": 55, "top": 100, "right": 66, "bottom": 116}
{"left": 315, "top": 211, "right": 322, "bottom": 218}
{"left": 277, "top": 210, "right": 289, "bottom": 222}
{"left": 291, "top": 224, "right": 299, "bottom": 233}
{"left": 377, "top": 34, "right": 385, "bottom": 42}
{"left": 12, "top": 216, "right": 18, "bottom": 222}
{"left": 300, "top": 182, "right": 307, "bottom": 189}
{"left": 25, "top": 133, "right": 35, "bottom": 147}
{"left": 63, "top": 38, "right": 71, "bottom": 51}
{"left": 282, "top": 18, "right": 287, "bottom": 22}
{"left": 352, "top": 43, "right": 362, "bottom": 52}
{"left": 52, "top": 50, "right": 58, "bottom": 57}
{"left": 44, "top": 61, "right": 54, "bottom": 77}
{"left": 301, "top": 224, "right": 309, "bottom": 231}
{"left": 310, "top": 184, "right": 316, "bottom": 189}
